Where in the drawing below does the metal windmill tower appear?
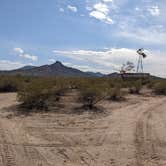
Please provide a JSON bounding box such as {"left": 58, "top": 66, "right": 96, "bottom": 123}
{"left": 136, "top": 48, "right": 147, "bottom": 73}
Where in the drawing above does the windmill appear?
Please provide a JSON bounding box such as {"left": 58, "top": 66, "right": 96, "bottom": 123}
{"left": 136, "top": 48, "right": 147, "bottom": 73}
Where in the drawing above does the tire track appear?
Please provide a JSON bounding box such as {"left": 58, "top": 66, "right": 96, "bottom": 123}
{"left": 2, "top": 145, "right": 16, "bottom": 166}
{"left": 0, "top": 122, "right": 17, "bottom": 166}
{"left": 23, "top": 146, "right": 52, "bottom": 166}
{"left": 0, "top": 121, "right": 51, "bottom": 166}
{"left": 135, "top": 100, "right": 166, "bottom": 166}
{"left": 135, "top": 110, "right": 157, "bottom": 166}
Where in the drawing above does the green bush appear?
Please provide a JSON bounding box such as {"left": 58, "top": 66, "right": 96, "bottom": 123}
{"left": 17, "top": 78, "right": 66, "bottom": 111}
{"left": 0, "top": 75, "right": 33, "bottom": 92}
{"left": 153, "top": 81, "right": 166, "bottom": 95}
{"left": 129, "top": 80, "right": 142, "bottom": 94}
{"left": 80, "top": 84, "right": 105, "bottom": 110}
{"left": 1, "top": 75, "right": 165, "bottom": 113}
{"left": 0, "top": 76, "right": 21, "bottom": 92}
{"left": 107, "top": 87, "right": 124, "bottom": 101}
{"left": 0, "top": 80, "right": 17, "bottom": 92}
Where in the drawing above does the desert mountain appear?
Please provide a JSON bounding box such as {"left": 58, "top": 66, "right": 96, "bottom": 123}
{"left": 0, "top": 61, "right": 105, "bottom": 77}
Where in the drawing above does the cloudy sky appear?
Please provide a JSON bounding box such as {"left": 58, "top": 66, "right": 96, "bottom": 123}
{"left": 0, "top": 0, "right": 166, "bottom": 77}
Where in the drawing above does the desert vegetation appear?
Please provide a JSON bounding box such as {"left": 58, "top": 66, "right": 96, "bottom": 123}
{"left": 128, "top": 80, "right": 142, "bottom": 94}
{"left": 0, "top": 75, "right": 165, "bottom": 112}
{"left": 0, "top": 75, "right": 166, "bottom": 166}
{"left": 107, "top": 86, "right": 124, "bottom": 101}
{"left": 78, "top": 79, "right": 108, "bottom": 109}
{"left": 153, "top": 80, "right": 166, "bottom": 95}
{"left": 17, "top": 77, "right": 69, "bottom": 110}
{"left": 0, "top": 75, "right": 23, "bottom": 92}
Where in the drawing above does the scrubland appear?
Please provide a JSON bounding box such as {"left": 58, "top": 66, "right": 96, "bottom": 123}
{"left": 0, "top": 75, "right": 166, "bottom": 165}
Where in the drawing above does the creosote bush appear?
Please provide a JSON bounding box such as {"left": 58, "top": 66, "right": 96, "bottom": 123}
{"left": 79, "top": 79, "right": 107, "bottom": 110}
{"left": 17, "top": 78, "right": 67, "bottom": 111}
{"left": 0, "top": 75, "right": 165, "bottom": 113}
{"left": 80, "top": 87, "right": 102, "bottom": 110}
{"left": 129, "top": 80, "right": 142, "bottom": 94}
{"left": 153, "top": 80, "right": 166, "bottom": 95}
{"left": 0, "top": 75, "right": 35, "bottom": 93}
{"left": 107, "top": 86, "right": 124, "bottom": 101}
{"left": 0, "top": 76, "right": 21, "bottom": 92}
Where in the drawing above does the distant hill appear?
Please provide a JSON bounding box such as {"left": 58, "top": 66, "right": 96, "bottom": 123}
{"left": 18, "top": 65, "right": 36, "bottom": 70}
{"left": 0, "top": 61, "right": 104, "bottom": 77}
{"left": 107, "top": 72, "right": 164, "bottom": 80}
{"left": 0, "top": 61, "right": 164, "bottom": 79}
{"left": 85, "top": 71, "right": 105, "bottom": 77}
{"left": 107, "top": 72, "right": 121, "bottom": 78}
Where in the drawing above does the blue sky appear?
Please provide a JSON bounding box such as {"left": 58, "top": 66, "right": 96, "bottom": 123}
{"left": 0, "top": 0, "right": 166, "bottom": 77}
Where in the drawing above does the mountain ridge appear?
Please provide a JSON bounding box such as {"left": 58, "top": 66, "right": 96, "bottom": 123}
{"left": 0, "top": 61, "right": 163, "bottom": 79}
{"left": 0, "top": 61, "right": 105, "bottom": 77}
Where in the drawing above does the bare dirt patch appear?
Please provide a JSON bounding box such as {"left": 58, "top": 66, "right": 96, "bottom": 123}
{"left": 0, "top": 92, "right": 166, "bottom": 166}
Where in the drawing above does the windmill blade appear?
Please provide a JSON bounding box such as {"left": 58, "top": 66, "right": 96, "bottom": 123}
{"left": 142, "top": 52, "right": 147, "bottom": 58}
{"left": 137, "top": 48, "right": 147, "bottom": 58}
{"left": 137, "top": 48, "right": 143, "bottom": 55}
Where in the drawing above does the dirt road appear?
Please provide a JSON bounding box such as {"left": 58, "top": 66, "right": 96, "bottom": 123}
{"left": 0, "top": 92, "right": 166, "bottom": 166}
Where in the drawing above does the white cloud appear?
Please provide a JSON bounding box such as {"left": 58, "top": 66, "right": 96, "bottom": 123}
{"left": 102, "top": 0, "right": 113, "bottom": 2}
{"left": 94, "top": 3, "right": 109, "bottom": 14}
{"left": 90, "top": 11, "right": 107, "bottom": 20}
{"left": 63, "top": 62, "right": 107, "bottom": 73}
{"left": 13, "top": 47, "right": 24, "bottom": 54}
{"left": 59, "top": 8, "right": 64, "bottom": 12}
{"left": 19, "top": 54, "right": 38, "bottom": 61}
{"left": 53, "top": 48, "right": 137, "bottom": 72}
{"left": 86, "top": 6, "right": 93, "bottom": 11}
{"left": 13, "top": 47, "right": 38, "bottom": 61}
{"left": 53, "top": 48, "right": 166, "bottom": 77}
{"left": 67, "top": 5, "right": 77, "bottom": 12}
{"left": 48, "top": 58, "right": 56, "bottom": 63}
{"left": 0, "top": 60, "right": 25, "bottom": 70}
{"left": 135, "top": 7, "right": 140, "bottom": 11}
{"left": 147, "top": 6, "right": 160, "bottom": 16}
{"left": 118, "top": 26, "right": 166, "bottom": 45}
{"left": 89, "top": 2, "right": 113, "bottom": 24}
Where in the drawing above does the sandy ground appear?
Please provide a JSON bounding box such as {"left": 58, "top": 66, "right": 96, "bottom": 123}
{"left": 0, "top": 91, "right": 166, "bottom": 166}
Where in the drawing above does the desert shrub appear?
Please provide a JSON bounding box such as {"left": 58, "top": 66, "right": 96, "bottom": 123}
{"left": 0, "top": 80, "right": 17, "bottom": 92}
{"left": 141, "top": 78, "right": 150, "bottom": 85}
{"left": 18, "top": 82, "right": 49, "bottom": 110}
{"left": 0, "top": 75, "right": 34, "bottom": 92}
{"left": 147, "top": 79, "right": 163, "bottom": 89}
{"left": 78, "top": 78, "right": 127, "bottom": 108}
{"left": 79, "top": 83, "right": 106, "bottom": 110}
{"left": 107, "top": 86, "right": 124, "bottom": 101}
{"left": 80, "top": 88, "right": 102, "bottom": 110}
{"left": 153, "top": 80, "right": 166, "bottom": 95}
{"left": 66, "top": 78, "right": 80, "bottom": 89}
{"left": 146, "top": 79, "right": 155, "bottom": 89}
{"left": 129, "top": 80, "right": 142, "bottom": 94}
{"left": 0, "top": 76, "right": 21, "bottom": 92}
{"left": 17, "top": 78, "right": 67, "bottom": 111}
